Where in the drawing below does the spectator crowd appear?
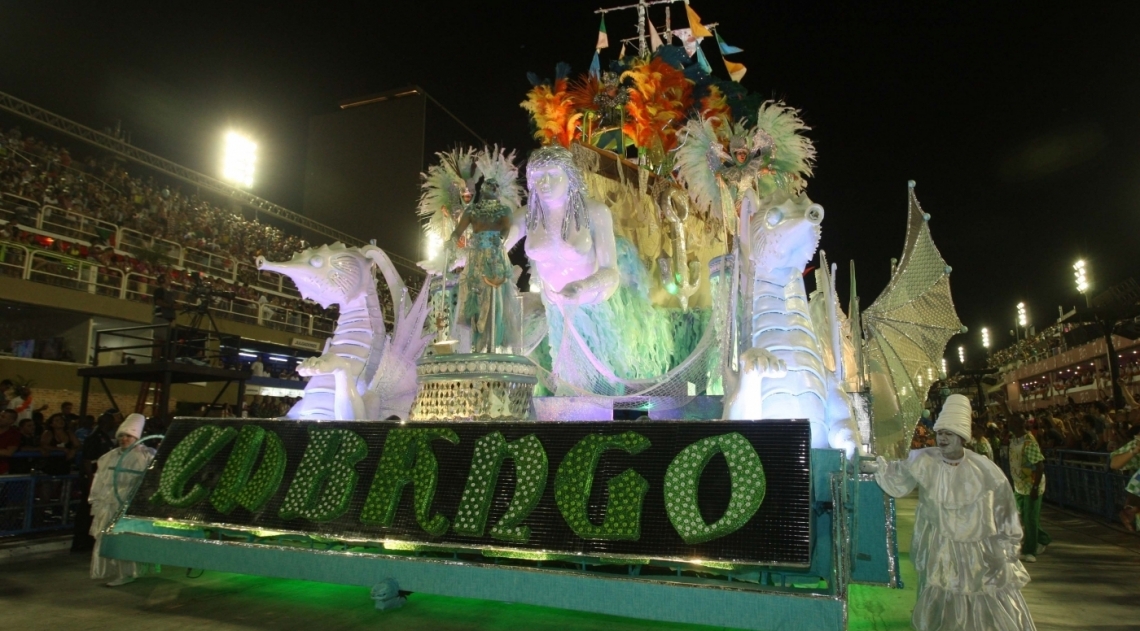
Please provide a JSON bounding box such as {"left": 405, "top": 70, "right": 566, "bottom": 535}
{"left": 913, "top": 383, "right": 1140, "bottom": 534}
{"left": 0, "top": 125, "right": 402, "bottom": 336}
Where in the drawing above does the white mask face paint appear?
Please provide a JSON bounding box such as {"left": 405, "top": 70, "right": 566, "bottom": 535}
{"left": 935, "top": 430, "right": 965, "bottom": 460}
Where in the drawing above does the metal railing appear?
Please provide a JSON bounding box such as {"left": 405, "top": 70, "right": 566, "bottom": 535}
{"left": 0, "top": 195, "right": 302, "bottom": 298}
{"left": 39, "top": 205, "right": 117, "bottom": 244}
{"left": 1, "top": 196, "right": 422, "bottom": 301}
{"left": 26, "top": 249, "right": 124, "bottom": 297}
{"left": 118, "top": 226, "right": 183, "bottom": 264}
{"left": 0, "top": 468, "right": 81, "bottom": 537}
{"left": 120, "top": 274, "right": 336, "bottom": 336}
{"left": 0, "top": 236, "right": 338, "bottom": 337}
{"left": 1043, "top": 450, "right": 1132, "bottom": 523}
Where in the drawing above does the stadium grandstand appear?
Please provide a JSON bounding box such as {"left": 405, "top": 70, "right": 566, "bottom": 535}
{"left": 0, "top": 92, "right": 422, "bottom": 422}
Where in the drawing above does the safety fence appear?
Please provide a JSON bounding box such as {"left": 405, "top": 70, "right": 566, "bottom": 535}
{"left": 1, "top": 192, "right": 306, "bottom": 297}
{"left": 0, "top": 468, "right": 82, "bottom": 537}
{"left": 1043, "top": 450, "right": 1132, "bottom": 523}
{"left": 0, "top": 239, "right": 338, "bottom": 337}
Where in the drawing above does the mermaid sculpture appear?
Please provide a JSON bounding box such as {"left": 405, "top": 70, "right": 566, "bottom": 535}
{"left": 524, "top": 146, "right": 674, "bottom": 394}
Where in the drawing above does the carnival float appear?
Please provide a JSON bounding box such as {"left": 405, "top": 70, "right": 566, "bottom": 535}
{"left": 97, "top": 3, "right": 965, "bottom": 629}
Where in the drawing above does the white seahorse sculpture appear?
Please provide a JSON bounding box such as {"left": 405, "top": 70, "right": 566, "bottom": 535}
{"left": 257, "top": 243, "right": 433, "bottom": 420}
{"left": 721, "top": 191, "right": 863, "bottom": 458}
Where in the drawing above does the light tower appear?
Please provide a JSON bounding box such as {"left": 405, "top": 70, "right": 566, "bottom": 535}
{"left": 981, "top": 327, "right": 991, "bottom": 357}
{"left": 958, "top": 345, "right": 966, "bottom": 365}
{"left": 1016, "top": 302, "right": 1028, "bottom": 340}
{"left": 1074, "top": 259, "right": 1091, "bottom": 307}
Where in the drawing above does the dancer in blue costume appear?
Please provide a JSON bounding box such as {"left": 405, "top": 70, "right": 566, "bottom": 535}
{"left": 451, "top": 179, "right": 520, "bottom": 353}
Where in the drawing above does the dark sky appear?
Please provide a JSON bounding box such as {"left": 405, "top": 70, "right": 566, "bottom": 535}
{"left": 2, "top": 1, "right": 1138, "bottom": 359}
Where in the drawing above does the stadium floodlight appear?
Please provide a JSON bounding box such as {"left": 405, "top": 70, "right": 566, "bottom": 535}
{"left": 940, "top": 357, "right": 948, "bottom": 378}
{"left": 958, "top": 345, "right": 966, "bottom": 365}
{"left": 1071, "top": 260, "right": 1089, "bottom": 296}
{"left": 981, "top": 327, "right": 990, "bottom": 349}
{"left": 1016, "top": 302, "right": 1028, "bottom": 328}
{"left": 222, "top": 131, "right": 257, "bottom": 188}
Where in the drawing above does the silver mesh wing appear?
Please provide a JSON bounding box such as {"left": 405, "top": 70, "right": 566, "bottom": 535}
{"left": 862, "top": 185, "right": 964, "bottom": 459}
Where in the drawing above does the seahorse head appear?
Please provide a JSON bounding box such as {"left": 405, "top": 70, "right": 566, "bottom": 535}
{"left": 256, "top": 242, "right": 373, "bottom": 308}
{"left": 750, "top": 192, "right": 823, "bottom": 279}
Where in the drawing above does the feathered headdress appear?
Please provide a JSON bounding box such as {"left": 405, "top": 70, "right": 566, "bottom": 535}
{"left": 418, "top": 147, "right": 478, "bottom": 243}
{"left": 474, "top": 145, "right": 522, "bottom": 213}
{"left": 673, "top": 115, "right": 731, "bottom": 220}
{"left": 751, "top": 100, "right": 816, "bottom": 194}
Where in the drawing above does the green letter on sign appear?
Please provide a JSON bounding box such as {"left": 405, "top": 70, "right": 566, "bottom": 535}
{"left": 151, "top": 425, "right": 236, "bottom": 508}
{"left": 361, "top": 428, "right": 459, "bottom": 536}
{"left": 554, "top": 431, "right": 650, "bottom": 541}
{"left": 210, "top": 426, "right": 287, "bottom": 514}
{"left": 452, "top": 432, "right": 548, "bottom": 543}
{"left": 279, "top": 428, "right": 367, "bottom": 522}
{"left": 664, "top": 432, "right": 765, "bottom": 544}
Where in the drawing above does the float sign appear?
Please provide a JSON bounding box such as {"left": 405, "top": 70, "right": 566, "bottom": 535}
{"left": 126, "top": 419, "right": 812, "bottom": 566}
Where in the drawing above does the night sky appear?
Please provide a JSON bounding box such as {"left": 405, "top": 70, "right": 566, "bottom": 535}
{"left": 2, "top": 1, "right": 1138, "bottom": 358}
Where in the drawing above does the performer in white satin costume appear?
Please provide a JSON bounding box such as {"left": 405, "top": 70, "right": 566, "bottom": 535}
{"left": 90, "top": 413, "right": 155, "bottom": 586}
{"left": 873, "top": 394, "right": 1036, "bottom": 631}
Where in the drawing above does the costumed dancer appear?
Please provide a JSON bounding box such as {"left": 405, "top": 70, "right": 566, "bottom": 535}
{"left": 451, "top": 176, "right": 521, "bottom": 353}
{"left": 419, "top": 146, "right": 525, "bottom": 354}
{"left": 674, "top": 100, "right": 815, "bottom": 243}
{"left": 89, "top": 413, "right": 155, "bottom": 587}
{"left": 872, "top": 394, "right": 1036, "bottom": 631}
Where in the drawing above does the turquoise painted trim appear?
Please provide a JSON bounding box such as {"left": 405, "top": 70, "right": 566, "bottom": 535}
{"left": 850, "top": 478, "right": 899, "bottom": 586}
{"left": 805, "top": 449, "right": 842, "bottom": 586}
{"left": 101, "top": 532, "right": 846, "bottom": 631}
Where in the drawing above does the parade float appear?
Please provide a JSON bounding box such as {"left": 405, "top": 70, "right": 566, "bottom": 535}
{"left": 97, "top": 3, "right": 965, "bottom": 629}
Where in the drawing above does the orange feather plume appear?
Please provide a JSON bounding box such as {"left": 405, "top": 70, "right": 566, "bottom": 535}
{"left": 699, "top": 85, "right": 732, "bottom": 130}
{"left": 568, "top": 74, "right": 603, "bottom": 140}
{"left": 520, "top": 78, "right": 582, "bottom": 148}
{"left": 620, "top": 58, "right": 694, "bottom": 154}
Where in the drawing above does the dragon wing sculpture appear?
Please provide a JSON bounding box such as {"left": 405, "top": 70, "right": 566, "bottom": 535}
{"left": 257, "top": 243, "right": 433, "bottom": 420}
{"left": 860, "top": 182, "right": 965, "bottom": 459}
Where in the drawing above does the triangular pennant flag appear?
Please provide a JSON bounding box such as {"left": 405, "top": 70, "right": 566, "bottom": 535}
{"left": 619, "top": 42, "right": 627, "bottom": 60}
{"left": 648, "top": 19, "right": 664, "bottom": 51}
{"left": 716, "top": 31, "right": 743, "bottom": 55}
{"left": 674, "top": 28, "right": 698, "bottom": 56}
{"left": 596, "top": 15, "right": 609, "bottom": 50}
{"left": 686, "top": 4, "right": 713, "bottom": 38}
{"left": 589, "top": 50, "right": 601, "bottom": 78}
{"left": 695, "top": 46, "right": 713, "bottom": 73}
{"left": 723, "top": 57, "right": 747, "bottom": 82}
